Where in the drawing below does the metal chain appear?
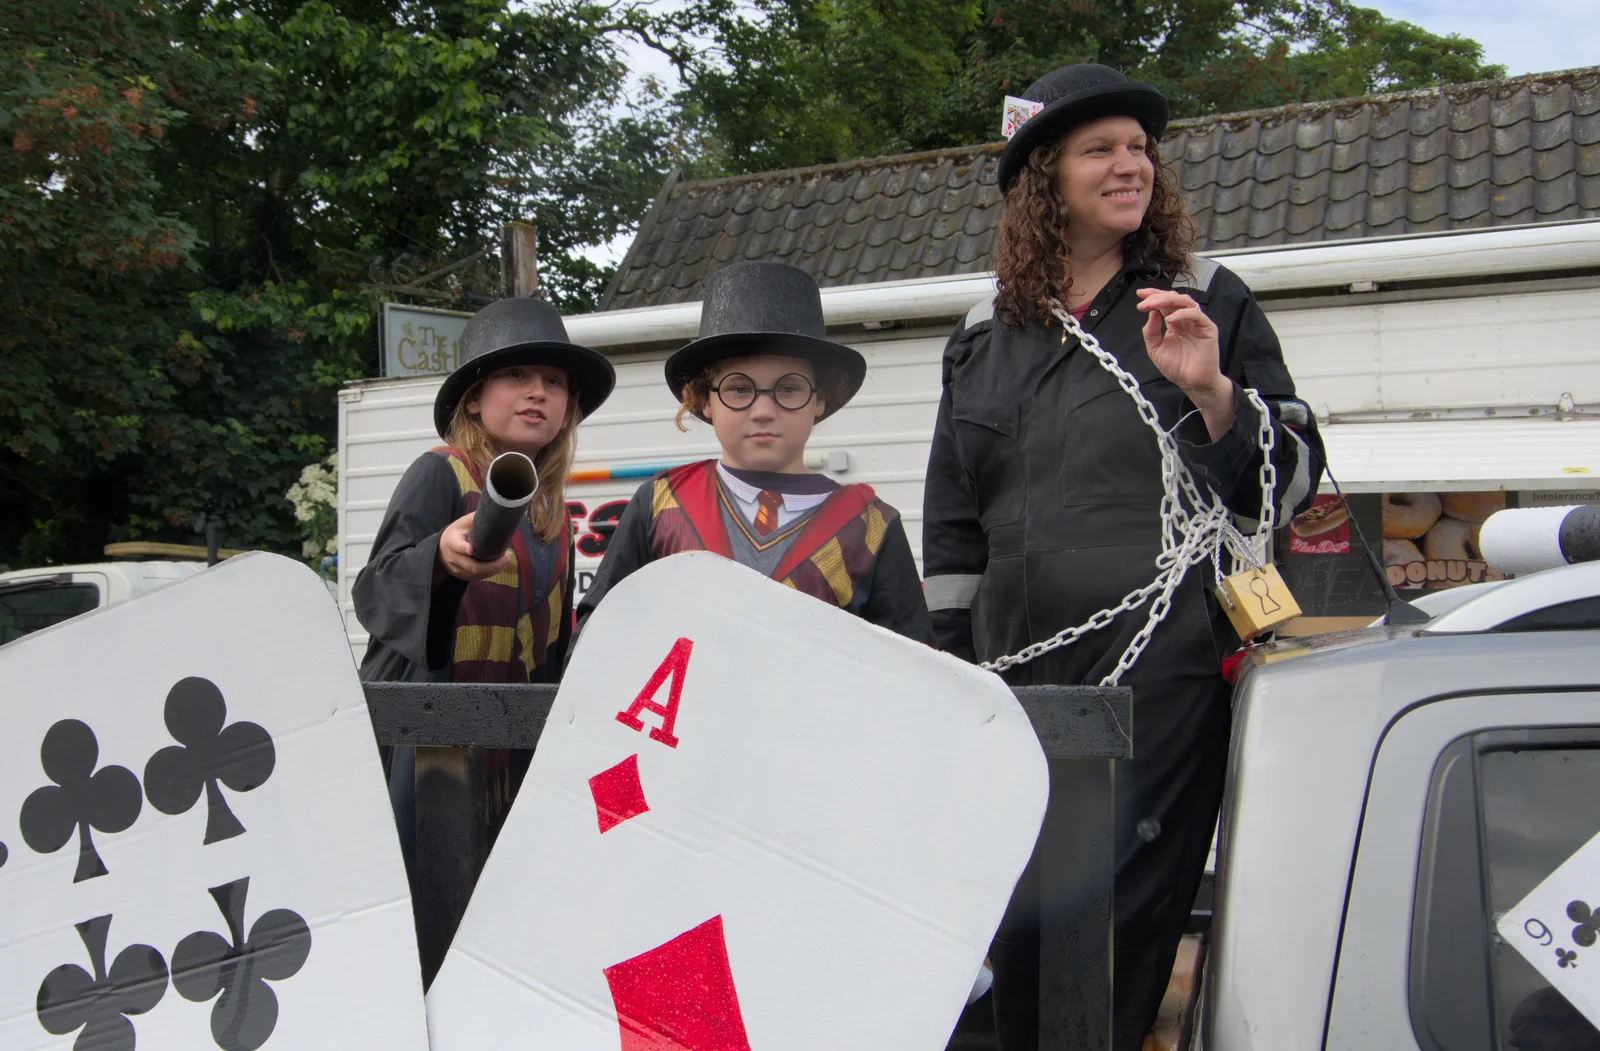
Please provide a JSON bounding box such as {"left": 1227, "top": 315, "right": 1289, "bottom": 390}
{"left": 980, "top": 301, "right": 1278, "bottom": 686}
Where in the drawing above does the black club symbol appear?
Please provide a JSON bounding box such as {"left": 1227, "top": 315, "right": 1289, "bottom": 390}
{"left": 0, "top": 840, "right": 8, "bottom": 869}
{"left": 37, "top": 913, "right": 169, "bottom": 1051}
{"left": 1559, "top": 947, "right": 1581, "bottom": 968}
{"left": 20, "top": 719, "right": 142, "bottom": 882}
{"left": 1569, "top": 899, "right": 1600, "bottom": 947}
{"left": 173, "top": 877, "right": 312, "bottom": 1051}
{"left": 144, "top": 677, "right": 275, "bottom": 844}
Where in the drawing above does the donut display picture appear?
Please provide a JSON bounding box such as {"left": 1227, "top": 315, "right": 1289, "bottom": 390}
{"left": 1381, "top": 490, "right": 1507, "bottom": 590}
{"left": 1289, "top": 495, "right": 1350, "bottom": 555}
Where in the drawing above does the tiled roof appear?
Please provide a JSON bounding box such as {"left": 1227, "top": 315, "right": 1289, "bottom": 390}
{"left": 602, "top": 68, "right": 1600, "bottom": 311}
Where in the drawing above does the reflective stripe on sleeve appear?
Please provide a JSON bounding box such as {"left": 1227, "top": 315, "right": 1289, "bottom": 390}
{"left": 924, "top": 573, "right": 983, "bottom": 611}
{"left": 1276, "top": 428, "right": 1313, "bottom": 522}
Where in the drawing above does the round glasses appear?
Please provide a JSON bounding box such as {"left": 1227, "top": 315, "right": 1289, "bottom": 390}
{"left": 710, "top": 372, "right": 818, "bottom": 412}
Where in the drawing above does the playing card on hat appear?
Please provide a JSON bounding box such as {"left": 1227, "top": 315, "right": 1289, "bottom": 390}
{"left": 0, "top": 553, "right": 427, "bottom": 1051}
{"left": 425, "top": 551, "right": 1048, "bottom": 1051}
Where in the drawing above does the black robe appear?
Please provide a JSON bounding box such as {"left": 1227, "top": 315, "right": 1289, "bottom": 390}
{"left": 354, "top": 452, "right": 573, "bottom": 684}
{"left": 574, "top": 476, "right": 935, "bottom": 651}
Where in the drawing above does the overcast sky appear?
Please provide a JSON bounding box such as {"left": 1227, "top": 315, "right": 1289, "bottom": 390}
{"left": 1380, "top": 0, "right": 1597, "bottom": 76}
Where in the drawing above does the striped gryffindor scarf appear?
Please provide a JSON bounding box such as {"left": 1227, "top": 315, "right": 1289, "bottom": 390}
{"left": 431, "top": 447, "right": 568, "bottom": 683}
{"left": 647, "top": 459, "right": 894, "bottom": 609}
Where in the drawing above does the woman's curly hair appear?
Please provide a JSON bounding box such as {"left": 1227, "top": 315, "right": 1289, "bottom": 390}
{"left": 993, "top": 135, "right": 1195, "bottom": 328}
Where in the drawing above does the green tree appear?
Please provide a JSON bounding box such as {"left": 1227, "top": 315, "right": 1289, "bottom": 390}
{"left": 663, "top": 0, "right": 1506, "bottom": 175}
{"left": 1, "top": 0, "right": 674, "bottom": 568}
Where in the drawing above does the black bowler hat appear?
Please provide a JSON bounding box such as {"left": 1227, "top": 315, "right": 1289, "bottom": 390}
{"left": 997, "top": 63, "right": 1169, "bottom": 194}
{"left": 432, "top": 297, "right": 616, "bottom": 438}
{"left": 664, "top": 262, "right": 866, "bottom": 422}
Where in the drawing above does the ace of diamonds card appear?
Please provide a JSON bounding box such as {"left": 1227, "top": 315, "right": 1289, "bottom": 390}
{"left": 0, "top": 554, "right": 427, "bottom": 1051}
{"left": 425, "top": 552, "right": 1049, "bottom": 1050}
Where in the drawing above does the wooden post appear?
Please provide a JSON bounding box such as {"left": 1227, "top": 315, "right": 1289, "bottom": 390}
{"left": 501, "top": 222, "right": 538, "bottom": 298}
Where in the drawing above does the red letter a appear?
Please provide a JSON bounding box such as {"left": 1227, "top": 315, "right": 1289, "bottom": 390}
{"left": 615, "top": 637, "right": 693, "bottom": 749}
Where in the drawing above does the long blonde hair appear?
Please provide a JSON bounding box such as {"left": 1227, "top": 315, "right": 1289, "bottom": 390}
{"left": 445, "top": 381, "right": 581, "bottom": 545}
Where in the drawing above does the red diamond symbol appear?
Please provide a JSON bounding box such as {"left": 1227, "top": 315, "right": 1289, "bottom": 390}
{"left": 590, "top": 754, "right": 650, "bottom": 833}
{"left": 604, "top": 915, "right": 752, "bottom": 1051}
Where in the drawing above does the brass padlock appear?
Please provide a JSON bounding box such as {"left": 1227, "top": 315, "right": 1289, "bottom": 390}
{"left": 1214, "top": 564, "right": 1302, "bottom": 640}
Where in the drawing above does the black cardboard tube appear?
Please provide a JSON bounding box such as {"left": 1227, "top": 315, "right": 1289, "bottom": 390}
{"left": 467, "top": 452, "right": 538, "bottom": 561}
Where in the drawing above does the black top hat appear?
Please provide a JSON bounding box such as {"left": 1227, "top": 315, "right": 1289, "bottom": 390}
{"left": 997, "top": 63, "right": 1169, "bottom": 194}
{"left": 664, "top": 261, "right": 866, "bottom": 422}
{"left": 432, "top": 297, "right": 616, "bottom": 438}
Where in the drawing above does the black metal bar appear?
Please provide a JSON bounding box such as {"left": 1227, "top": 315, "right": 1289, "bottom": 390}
{"left": 364, "top": 682, "right": 1131, "bottom": 760}
{"left": 1038, "top": 756, "right": 1116, "bottom": 1050}
{"left": 412, "top": 745, "right": 487, "bottom": 987}
{"left": 362, "top": 681, "right": 1132, "bottom": 1038}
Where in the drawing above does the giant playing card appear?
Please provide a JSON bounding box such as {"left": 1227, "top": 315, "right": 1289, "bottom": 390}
{"left": 426, "top": 552, "right": 1049, "bottom": 1050}
{"left": 0, "top": 554, "right": 427, "bottom": 1051}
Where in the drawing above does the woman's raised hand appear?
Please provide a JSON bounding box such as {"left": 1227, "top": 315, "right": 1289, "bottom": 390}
{"left": 437, "top": 512, "right": 513, "bottom": 582}
{"left": 1136, "top": 288, "right": 1234, "bottom": 439}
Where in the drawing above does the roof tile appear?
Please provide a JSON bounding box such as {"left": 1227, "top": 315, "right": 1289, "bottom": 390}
{"left": 1331, "top": 137, "right": 1369, "bottom": 172}
{"left": 1451, "top": 151, "right": 1493, "bottom": 188}
{"left": 1329, "top": 165, "right": 1366, "bottom": 202}
{"left": 1450, "top": 124, "right": 1492, "bottom": 160}
{"left": 1534, "top": 113, "right": 1575, "bottom": 151}
{"left": 1286, "top": 197, "right": 1327, "bottom": 235}
{"left": 1408, "top": 183, "right": 1449, "bottom": 223}
{"left": 1491, "top": 87, "right": 1534, "bottom": 128}
{"left": 1370, "top": 103, "right": 1409, "bottom": 140}
{"left": 1334, "top": 106, "right": 1372, "bottom": 143}
{"left": 1449, "top": 91, "right": 1490, "bottom": 131}
{"left": 1493, "top": 146, "right": 1535, "bottom": 186}
{"left": 1408, "top": 96, "right": 1449, "bottom": 136}
{"left": 1409, "top": 155, "right": 1448, "bottom": 193}
{"left": 1181, "top": 151, "right": 1222, "bottom": 191}
{"left": 1450, "top": 181, "right": 1491, "bottom": 221}
{"left": 1410, "top": 126, "right": 1448, "bottom": 164}
{"left": 1214, "top": 177, "right": 1254, "bottom": 216}
{"left": 1537, "top": 139, "right": 1579, "bottom": 180}
{"left": 603, "top": 68, "right": 1600, "bottom": 310}
{"left": 1537, "top": 171, "right": 1579, "bottom": 213}
{"left": 1252, "top": 176, "right": 1292, "bottom": 210}
{"left": 1221, "top": 122, "right": 1261, "bottom": 159}
{"left": 1532, "top": 81, "right": 1575, "bottom": 122}
{"left": 1184, "top": 126, "right": 1222, "bottom": 162}
{"left": 1495, "top": 119, "right": 1533, "bottom": 155}
{"left": 1490, "top": 177, "right": 1535, "bottom": 216}
{"left": 1259, "top": 119, "right": 1296, "bottom": 155}
{"left": 1289, "top": 169, "right": 1331, "bottom": 205}
{"left": 1218, "top": 152, "right": 1256, "bottom": 188}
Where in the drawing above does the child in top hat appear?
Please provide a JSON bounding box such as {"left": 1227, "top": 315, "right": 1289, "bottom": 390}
{"left": 575, "top": 261, "right": 933, "bottom": 646}
{"left": 354, "top": 297, "right": 614, "bottom": 854}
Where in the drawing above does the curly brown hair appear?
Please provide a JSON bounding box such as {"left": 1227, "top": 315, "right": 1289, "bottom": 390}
{"left": 673, "top": 360, "right": 851, "bottom": 432}
{"left": 993, "top": 136, "right": 1195, "bottom": 328}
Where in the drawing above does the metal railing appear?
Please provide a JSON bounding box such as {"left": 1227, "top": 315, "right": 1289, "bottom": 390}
{"left": 363, "top": 681, "right": 1132, "bottom": 1050}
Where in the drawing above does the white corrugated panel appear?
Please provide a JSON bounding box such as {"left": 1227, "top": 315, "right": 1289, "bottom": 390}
{"left": 1318, "top": 418, "right": 1600, "bottom": 492}
{"left": 338, "top": 276, "right": 1600, "bottom": 658}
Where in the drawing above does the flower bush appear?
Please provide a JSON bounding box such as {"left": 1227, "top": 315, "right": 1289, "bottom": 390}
{"left": 285, "top": 453, "right": 338, "bottom": 562}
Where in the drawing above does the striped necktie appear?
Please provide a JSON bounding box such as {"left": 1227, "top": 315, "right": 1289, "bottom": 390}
{"left": 754, "top": 489, "right": 782, "bottom": 537}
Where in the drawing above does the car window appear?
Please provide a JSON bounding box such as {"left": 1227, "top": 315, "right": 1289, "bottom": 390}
{"left": 1480, "top": 745, "right": 1600, "bottom": 1051}
{"left": 0, "top": 583, "right": 99, "bottom": 645}
{"left": 1412, "top": 731, "right": 1600, "bottom": 1051}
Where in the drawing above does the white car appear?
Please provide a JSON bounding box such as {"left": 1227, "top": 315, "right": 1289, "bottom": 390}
{"left": 0, "top": 561, "right": 206, "bottom": 645}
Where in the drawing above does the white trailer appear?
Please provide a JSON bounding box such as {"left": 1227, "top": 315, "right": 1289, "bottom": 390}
{"left": 338, "top": 220, "right": 1600, "bottom": 661}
